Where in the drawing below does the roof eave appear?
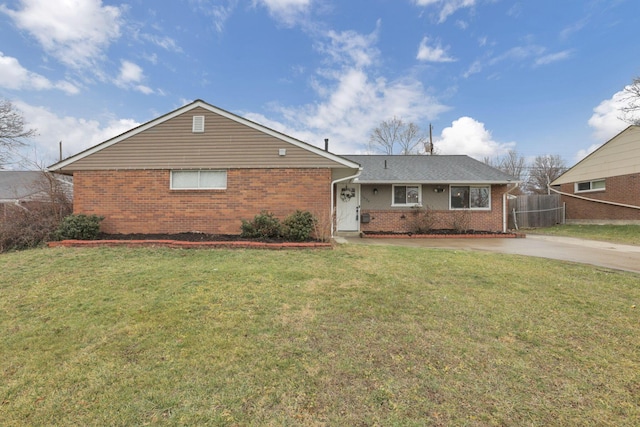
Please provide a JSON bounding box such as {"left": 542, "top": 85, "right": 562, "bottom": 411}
{"left": 354, "top": 179, "right": 517, "bottom": 185}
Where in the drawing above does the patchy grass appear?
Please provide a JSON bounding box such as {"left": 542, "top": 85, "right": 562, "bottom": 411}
{"left": 1, "top": 246, "right": 639, "bottom": 425}
{"left": 528, "top": 224, "right": 640, "bottom": 246}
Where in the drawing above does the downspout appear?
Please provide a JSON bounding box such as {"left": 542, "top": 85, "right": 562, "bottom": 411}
{"left": 14, "top": 200, "right": 29, "bottom": 211}
{"left": 503, "top": 182, "right": 520, "bottom": 232}
{"left": 331, "top": 168, "right": 363, "bottom": 238}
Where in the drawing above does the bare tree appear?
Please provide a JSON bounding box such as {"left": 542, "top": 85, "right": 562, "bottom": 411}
{"left": 485, "top": 150, "right": 526, "bottom": 180}
{"left": 528, "top": 154, "right": 566, "bottom": 194}
{"left": 369, "top": 117, "right": 428, "bottom": 155}
{"left": 620, "top": 76, "right": 640, "bottom": 125}
{"left": 484, "top": 150, "right": 527, "bottom": 194}
{"left": 1, "top": 98, "right": 37, "bottom": 167}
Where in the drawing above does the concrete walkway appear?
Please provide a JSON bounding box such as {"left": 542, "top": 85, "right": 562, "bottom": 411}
{"left": 337, "top": 234, "right": 640, "bottom": 274}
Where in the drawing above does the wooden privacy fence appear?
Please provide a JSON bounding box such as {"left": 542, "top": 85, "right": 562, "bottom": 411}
{"left": 508, "top": 194, "right": 565, "bottom": 229}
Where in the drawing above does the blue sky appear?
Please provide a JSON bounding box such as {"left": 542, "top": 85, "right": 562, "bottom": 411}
{"left": 1, "top": 0, "right": 639, "bottom": 168}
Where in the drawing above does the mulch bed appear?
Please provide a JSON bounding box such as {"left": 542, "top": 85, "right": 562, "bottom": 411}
{"left": 96, "top": 232, "right": 289, "bottom": 243}
{"left": 362, "top": 230, "right": 524, "bottom": 239}
{"left": 48, "top": 232, "right": 331, "bottom": 249}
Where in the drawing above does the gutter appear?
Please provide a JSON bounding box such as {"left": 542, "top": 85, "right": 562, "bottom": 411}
{"left": 330, "top": 168, "right": 363, "bottom": 238}
{"left": 549, "top": 186, "right": 640, "bottom": 210}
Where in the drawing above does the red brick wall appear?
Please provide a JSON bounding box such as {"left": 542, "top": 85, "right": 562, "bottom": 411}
{"left": 559, "top": 174, "right": 640, "bottom": 221}
{"left": 361, "top": 185, "right": 507, "bottom": 232}
{"left": 73, "top": 169, "right": 331, "bottom": 234}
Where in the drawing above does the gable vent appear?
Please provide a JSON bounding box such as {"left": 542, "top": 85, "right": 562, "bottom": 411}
{"left": 192, "top": 115, "right": 205, "bottom": 133}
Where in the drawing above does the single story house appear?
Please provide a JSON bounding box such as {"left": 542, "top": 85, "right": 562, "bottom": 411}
{"left": 551, "top": 125, "right": 640, "bottom": 224}
{"left": 47, "top": 100, "right": 517, "bottom": 236}
{"left": 342, "top": 155, "right": 516, "bottom": 233}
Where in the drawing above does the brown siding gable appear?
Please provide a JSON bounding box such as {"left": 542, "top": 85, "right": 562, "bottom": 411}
{"left": 48, "top": 100, "right": 360, "bottom": 173}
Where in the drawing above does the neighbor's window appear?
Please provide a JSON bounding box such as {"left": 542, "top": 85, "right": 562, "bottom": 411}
{"left": 171, "top": 170, "right": 226, "bottom": 189}
{"left": 575, "top": 179, "right": 605, "bottom": 192}
{"left": 393, "top": 185, "right": 421, "bottom": 206}
{"left": 450, "top": 186, "right": 490, "bottom": 209}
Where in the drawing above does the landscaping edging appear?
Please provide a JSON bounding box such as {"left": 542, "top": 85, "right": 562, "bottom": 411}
{"left": 48, "top": 239, "right": 333, "bottom": 249}
{"left": 361, "top": 232, "right": 525, "bottom": 239}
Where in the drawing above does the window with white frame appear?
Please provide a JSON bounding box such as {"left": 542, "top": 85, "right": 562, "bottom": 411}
{"left": 575, "top": 179, "right": 605, "bottom": 192}
{"left": 171, "top": 170, "right": 226, "bottom": 189}
{"left": 392, "top": 185, "right": 421, "bottom": 206}
{"left": 450, "top": 185, "right": 490, "bottom": 209}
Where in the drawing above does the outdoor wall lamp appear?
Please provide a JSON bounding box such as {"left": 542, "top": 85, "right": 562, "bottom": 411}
{"left": 434, "top": 186, "right": 445, "bottom": 193}
{"left": 373, "top": 188, "right": 378, "bottom": 195}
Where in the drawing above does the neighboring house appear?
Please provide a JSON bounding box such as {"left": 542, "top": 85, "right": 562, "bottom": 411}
{"left": 551, "top": 125, "right": 640, "bottom": 224}
{"left": 47, "top": 100, "right": 517, "bottom": 236}
{"left": 0, "top": 171, "right": 72, "bottom": 217}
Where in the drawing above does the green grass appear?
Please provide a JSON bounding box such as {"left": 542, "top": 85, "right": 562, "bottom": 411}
{"left": 2, "top": 246, "right": 639, "bottom": 425}
{"left": 527, "top": 224, "right": 640, "bottom": 246}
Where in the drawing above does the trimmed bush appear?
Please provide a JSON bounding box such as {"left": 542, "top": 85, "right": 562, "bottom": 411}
{"left": 240, "top": 211, "right": 282, "bottom": 240}
{"left": 55, "top": 214, "right": 104, "bottom": 240}
{"left": 283, "top": 210, "right": 317, "bottom": 242}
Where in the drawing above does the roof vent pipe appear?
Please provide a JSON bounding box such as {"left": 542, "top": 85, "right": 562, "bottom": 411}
{"left": 384, "top": 160, "right": 387, "bottom": 169}
{"left": 324, "top": 138, "right": 329, "bottom": 151}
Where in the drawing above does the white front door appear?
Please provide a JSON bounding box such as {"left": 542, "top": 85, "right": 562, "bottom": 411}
{"left": 336, "top": 184, "right": 360, "bottom": 231}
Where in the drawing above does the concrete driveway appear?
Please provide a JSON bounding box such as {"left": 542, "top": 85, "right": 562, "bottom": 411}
{"left": 339, "top": 234, "right": 640, "bottom": 274}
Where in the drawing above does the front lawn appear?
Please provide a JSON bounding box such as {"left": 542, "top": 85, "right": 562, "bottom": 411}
{"left": 1, "top": 246, "right": 639, "bottom": 425}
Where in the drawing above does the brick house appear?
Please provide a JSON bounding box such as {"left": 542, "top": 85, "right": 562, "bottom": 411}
{"left": 551, "top": 125, "right": 640, "bottom": 224}
{"left": 48, "top": 100, "right": 517, "bottom": 236}
{"left": 340, "top": 155, "right": 516, "bottom": 233}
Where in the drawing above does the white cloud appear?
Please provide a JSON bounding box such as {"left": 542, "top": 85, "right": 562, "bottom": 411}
{"left": 534, "top": 50, "right": 572, "bottom": 67}
{"left": 15, "top": 101, "right": 138, "bottom": 165}
{"left": 587, "top": 89, "right": 636, "bottom": 142}
{"left": 0, "top": 52, "right": 79, "bottom": 94}
{"left": 118, "top": 60, "right": 144, "bottom": 84}
{"left": 414, "top": 0, "right": 476, "bottom": 23}
{"left": 1, "top": 0, "right": 123, "bottom": 69}
{"left": 490, "top": 45, "right": 546, "bottom": 65}
{"left": 416, "top": 37, "right": 456, "bottom": 63}
{"left": 243, "top": 26, "right": 449, "bottom": 153}
{"left": 463, "top": 60, "right": 482, "bottom": 78}
{"left": 139, "top": 34, "right": 181, "bottom": 52}
{"left": 115, "top": 60, "right": 154, "bottom": 94}
{"left": 466, "top": 44, "right": 570, "bottom": 78}
{"left": 436, "top": 117, "right": 515, "bottom": 159}
{"left": 253, "top": 0, "right": 312, "bottom": 26}
{"left": 317, "top": 24, "right": 380, "bottom": 68}
{"left": 189, "top": 0, "right": 238, "bottom": 33}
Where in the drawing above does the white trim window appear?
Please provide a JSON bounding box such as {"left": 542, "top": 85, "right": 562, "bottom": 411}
{"left": 450, "top": 185, "right": 490, "bottom": 210}
{"left": 575, "top": 179, "right": 605, "bottom": 193}
{"left": 171, "top": 170, "right": 227, "bottom": 190}
{"left": 392, "top": 184, "right": 422, "bottom": 206}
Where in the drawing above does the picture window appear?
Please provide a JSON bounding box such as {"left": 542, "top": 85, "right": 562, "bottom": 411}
{"left": 171, "top": 170, "right": 226, "bottom": 189}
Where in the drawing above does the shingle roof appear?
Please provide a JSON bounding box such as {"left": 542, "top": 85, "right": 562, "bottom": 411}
{"left": 344, "top": 155, "right": 517, "bottom": 184}
{"left": 0, "top": 171, "right": 73, "bottom": 202}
